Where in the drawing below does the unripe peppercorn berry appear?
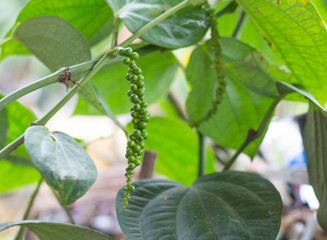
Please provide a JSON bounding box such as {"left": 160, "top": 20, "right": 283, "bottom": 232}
{"left": 123, "top": 57, "right": 131, "bottom": 65}
{"left": 124, "top": 47, "right": 133, "bottom": 56}
{"left": 118, "top": 47, "right": 149, "bottom": 210}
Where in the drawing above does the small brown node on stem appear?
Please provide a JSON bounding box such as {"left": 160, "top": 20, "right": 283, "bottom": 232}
{"left": 29, "top": 122, "right": 38, "bottom": 127}
{"left": 58, "top": 67, "right": 80, "bottom": 90}
{"left": 248, "top": 128, "right": 257, "bottom": 139}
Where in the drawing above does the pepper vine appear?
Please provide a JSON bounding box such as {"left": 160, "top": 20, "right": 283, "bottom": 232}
{"left": 117, "top": 47, "right": 150, "bottom": 210}
{"left": 192, "top": 0, "right": 226, "bottom": 127}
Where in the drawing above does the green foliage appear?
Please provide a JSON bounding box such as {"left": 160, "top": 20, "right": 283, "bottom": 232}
{"left": 236, "top": 0, "right": 327, "bottom": 104}
{"left": 1, "top": 0, "right": 113, "bottom": 60}
{"left": 116, "top": 171, "right": 282, "bottom": 239}
{"left": 140, "top": 117, "right": 215, "bottom": 186}
{"left": 24, "top": 126, "right": 97, "bottom": 205}
{"left": 1, "top": 0, "right": 327, "bottom": 238}
{"left": 0, "top": 220, "right": 113, "bottom": 239}
{"left": 303, "top": 104, "right": 327, "bottom": 230}
{"left": 107, "top": 0, "right": 209, "bottom": 48}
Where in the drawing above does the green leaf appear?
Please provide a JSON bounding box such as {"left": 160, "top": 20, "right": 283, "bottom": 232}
{"left": 303, "top": 103, "right": 327, "bottom": 231}
{"left": 116, "top": 171, "right": 282, "bottom": 239}
{"left": 1, "top": 0, "right": 113, "bottom": 60}
{"left": 141, "top": 117, "right": 215, "bottom": 186}
{"left": 0, "top": 161, "right": 40, "bottom": 193}
{"left": 0, "top": 220, "right": 113, "bottom": 240}
{"left": 225, "top": 51, "right": 282, "bottom": 98}
{"left": 276, "top": 81, "right": 326, "bottom": 111}
{"left": 186, "top": 39, "right": 274, "bottom": 157}
{"left": 0, "top": 108, "right": 8, "bottom": 149}
{"left": 24, "top": 126, "right": 97, "bottom": 205}
{"left": 236, "top": 0, "right": 327, "bottom": 105}
{"left": 12, "top": 16, "right": 122, "bottom": 130}
{"left": 75, "top": 49, "right": 179, "bottom": 115}
{"left": 310, "top": 0, "right": 327, "bottom": 26}
{"left": 3, "top": 95, "right": 36, "bottom": 166}
{"left": 13, "top": 16, "right": 91, "bottom": 71}
{"left": 107, "top": 0, "right": 208, "bottom": 48}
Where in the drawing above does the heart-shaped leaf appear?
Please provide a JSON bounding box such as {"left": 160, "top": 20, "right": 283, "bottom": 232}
{"left": 116, "top": 171, "right": 282, "bottom": 239}
{"left": 0, "top": 220, "right": 113, "bottom": 240}
{"left": 107, "top": 0, "right": 208, "bottom": 48}
{"left": 24, "top": 126, "right": 97, "bottom": 205}
{"left": 303, "top": 103, "right": 327, "bottom": 231}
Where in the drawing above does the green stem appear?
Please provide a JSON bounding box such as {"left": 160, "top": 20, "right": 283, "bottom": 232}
{"left": 0, "top": 135, "right": 24, "bottom": 160}
{"left": 198, "top": 131, "right": 206, "bottom": 177}
{"left": 0, "top": 58, "right": 122, "bottom": 110}
{"left": 50, "top": 188, "right": 75, "bottom": 224}
{"left": 0, "top": 1, "right": 192, "bottom": 160}
{"left": 232, "top": 10, "right": 246, "bottom": 38}
{"left": 223, "top": 94, "right": 286, "bottom": 171}
{"left": 0, "top": 37, "right": 13, "bottom": 47}
{"left": 216, "top": 0, "right": 238, "bottom": 18}
{"left": 15, "top": 179, "right": 43, "bottom": 240}
{"left": 111, "top": 16, "right": 120, "bottom": 48}
{"left": 120, "top": 0, "right": 190, "bottom": 47}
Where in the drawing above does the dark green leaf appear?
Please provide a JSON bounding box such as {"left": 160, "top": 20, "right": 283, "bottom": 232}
{"left": 24, "top": 126, "right": 97, "bottom": 205}
{"left": 276, "top": 81, "right": 325, "bottom": 111}
{"left": 116, "top": 171, "right": 282, "bottom": 240}
{"left": 141, "top": 117, "right": 215, "bottom": 186}
{"left": 0, "top": 0, "right": 113, "bottom": 60}
{"left": 75, "top": 50, "right": 179, "bottom": 115}
{"left": 303, "top": 103, "right": 327, "bottom": 231}
{"left": 0, "top": 220, "right": 113, "bottom": 240}
{"left": 236, "top": 0, "right": 327, "bottom": 105}
{"left": 13, "top": 16, "right": 91, "bottom": 71}
{"left": 186, "top": 39, "right": 274, "bottom": 157}
{"left": 107, "top": 0, "right": 208, "bottom": 48}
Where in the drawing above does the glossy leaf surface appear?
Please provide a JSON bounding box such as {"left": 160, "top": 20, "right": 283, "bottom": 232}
{"left": 303, "top": 104, "right": 327, "bottom": 231}
{"left": 116, "top": 171, "right": 282, "bottom": 240}
{"left": 24, "top": 126, "right": 97, "bottom": 205}
{"left": 0, "top": 220, "right": 113, "bottom": 240}
{"left": 107, "top": 0, "right": 208, "bottom": 48}
{"left": 236, "top": 0, "right": 327, "bottom": 104}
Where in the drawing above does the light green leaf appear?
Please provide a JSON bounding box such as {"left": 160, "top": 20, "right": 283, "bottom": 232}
{"left": 0, "top": 108, "right": 8, "bottom": 149}
{"left": 303, "top": 103, "right": 327, "bottom": 231}
{"left": 1, "top": 0, "right": 113, "bottom": 60}
{"left": 107, "top": 0, "right": 208, "bottom": 48}
{"left": 116, "top": 171, "right": 282, "bottom": 239}
{"left": 310, "top": 0, "right": 327, "bottom": 25}
{"left": 0, "top": 220, "right": 113, "bottom": 240}
{"left": 225, "top": 51, "right": 281, "bottom": 98}
{"left": 186, "top": 39, "right": 274, "bottom": 157}
{"left": 236, "top": 0, "right": 327, "bottom": 105}
{"left": 75, "top": 49, "right": 179, "bottom": 115}
{"left": 24, "top": 126, "right": 97, "bottom": 205}
{"left": 276, "top": 81, "right": 326, "bottom": 111}
{"left": 0, "top": 161, "right": 40, "bottom": 193}
{"left": 142, "top": 117, "right": 215, "bottom": 186}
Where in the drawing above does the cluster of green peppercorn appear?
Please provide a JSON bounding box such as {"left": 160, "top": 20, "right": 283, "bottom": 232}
{"left": 116, "top": 47, "right": 149, "bottom": 210}
{"left": 192, "top": 0, "right": 226, "bottom": 127}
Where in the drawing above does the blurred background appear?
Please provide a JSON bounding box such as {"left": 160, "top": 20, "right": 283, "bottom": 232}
{"left": 0, "top": 0, "right": 326, "bottom": 239}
